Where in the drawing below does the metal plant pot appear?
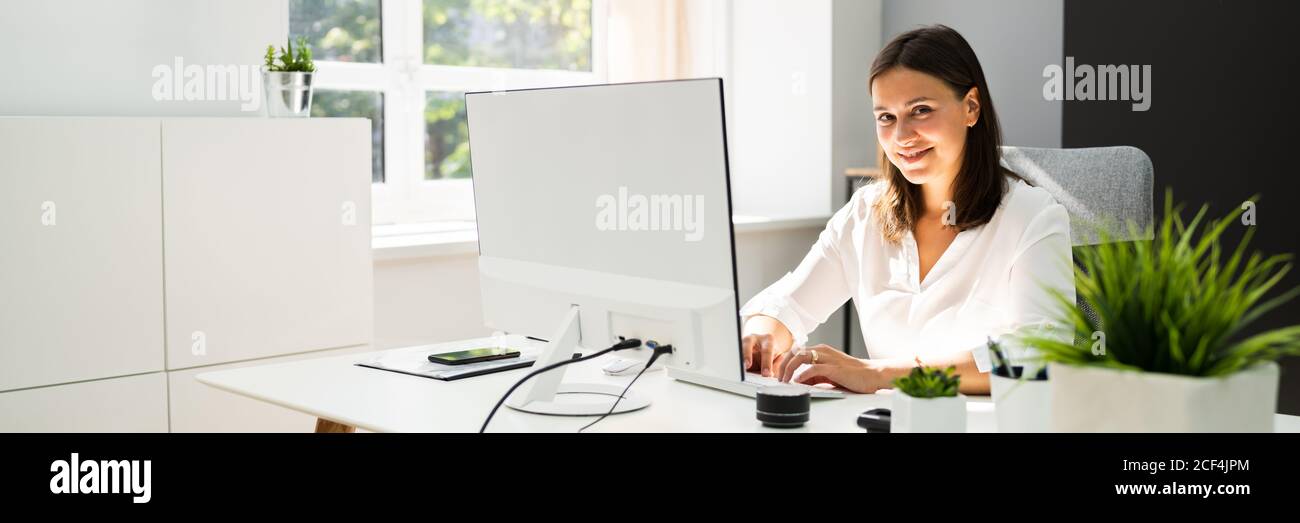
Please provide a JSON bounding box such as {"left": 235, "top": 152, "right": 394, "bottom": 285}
{"left": 262, "top": 70, "right": 314, "bottom": 117}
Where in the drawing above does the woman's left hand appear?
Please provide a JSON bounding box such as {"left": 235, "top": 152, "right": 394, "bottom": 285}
{"left": 775, "top": 344, "right": 896, "bottom": 393}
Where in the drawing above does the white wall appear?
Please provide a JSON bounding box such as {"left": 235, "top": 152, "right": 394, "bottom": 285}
{"left": 728, "top": 0, "right": 833, "bottom": 219}
{"left": 881, "top": 0, "right": 1064, "bottom": 148}
{"left": 727, "top": 0, "right": 882, "bottom": 215}
{"left": 374, "top": 254, "right": 492, "bottom": 350}
{"left": 0, "top": 0, "right": 287, "bottom": 116}
{"left": 831, "top": 0, "right": 884, "bottom": 212}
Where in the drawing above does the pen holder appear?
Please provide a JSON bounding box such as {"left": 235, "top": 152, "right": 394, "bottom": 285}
{"left": 990, "top": 370, "right": 1051, "bottom": 433}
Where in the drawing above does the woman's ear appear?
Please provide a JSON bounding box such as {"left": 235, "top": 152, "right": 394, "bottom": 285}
{"left": 963, "top": 86, "right": 980, "bottom": 128}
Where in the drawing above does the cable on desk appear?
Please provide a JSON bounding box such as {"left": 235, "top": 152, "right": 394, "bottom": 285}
{"left": 479, "top": 337, "right": 642, "bottom": 433}
{"left": 578, "top": 341, "right": 674, "bottom": 433}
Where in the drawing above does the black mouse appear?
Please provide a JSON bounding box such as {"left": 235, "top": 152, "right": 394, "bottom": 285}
{"left": 857, "top": 408, "right": 891, "bottom": 433}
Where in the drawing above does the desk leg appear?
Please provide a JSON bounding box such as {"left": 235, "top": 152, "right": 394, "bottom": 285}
{"left": 314, "top": 418, "right": 356, "bottom": 433}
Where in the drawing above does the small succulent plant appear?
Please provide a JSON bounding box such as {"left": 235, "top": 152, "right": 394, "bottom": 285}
{"left": 893, "top": 365, "right": 961, "bottom": 398}
{"left": 264, "top": 36, "right": 316, "bottom": 73}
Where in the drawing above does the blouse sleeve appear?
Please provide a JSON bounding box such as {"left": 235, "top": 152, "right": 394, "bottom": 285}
{"left": 738, "top": 191, "right": 862, "bottom": 348}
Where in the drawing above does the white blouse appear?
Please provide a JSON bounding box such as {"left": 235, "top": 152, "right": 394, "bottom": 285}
{"left": 739, "top": 178, "right": 1075, "bottom": 372}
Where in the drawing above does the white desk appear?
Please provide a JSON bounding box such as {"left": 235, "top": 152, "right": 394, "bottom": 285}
{"left": 198, "top": 344, "right": 1300, "bottom": 433}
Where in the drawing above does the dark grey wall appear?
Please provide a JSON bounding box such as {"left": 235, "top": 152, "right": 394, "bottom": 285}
{"left": 1063, "top": 0, "right": 1300, "bottom": 415}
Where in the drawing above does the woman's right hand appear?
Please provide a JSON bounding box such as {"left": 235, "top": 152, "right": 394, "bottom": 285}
{"left": 741, "top": 315, "right": 795, "bottom": 377}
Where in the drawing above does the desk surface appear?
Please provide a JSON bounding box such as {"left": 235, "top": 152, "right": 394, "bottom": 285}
{"left": 197, "top": 344, "right": 1300, "bottom": 433}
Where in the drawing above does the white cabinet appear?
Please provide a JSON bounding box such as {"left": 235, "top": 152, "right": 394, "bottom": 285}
{"left": 161, "top": 119, "right": 372, "bottom": 369}
{"left": 0, "top": 118, "right": 164, "bottom": 392}
{"left": 0, "top": 117, "right": 372, "bottom": 431}
{"left": 0, "top": 373, "right": 168, "bottom": 432}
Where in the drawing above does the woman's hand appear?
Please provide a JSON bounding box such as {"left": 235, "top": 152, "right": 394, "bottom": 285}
{"left": 776, "top": 344, "right": 901, "bottom": 393}
{"left": 741, "top": 315, "right": 794, "bottom": 377}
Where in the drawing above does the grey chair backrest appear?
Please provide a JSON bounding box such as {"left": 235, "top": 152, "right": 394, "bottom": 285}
{"left": 1000, "top": 145, "right": 1155, "bottom": 338}
{"left": 999, "top": 146, "right": 1154, "bottom": 246}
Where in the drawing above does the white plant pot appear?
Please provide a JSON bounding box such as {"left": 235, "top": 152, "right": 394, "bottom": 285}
{"left": 891, "top": 392, "right": 966, "bottom": 433}
{"left": 1048, "top": 362, "right": 1279, "bottom": 432}
{"left": 990, "top": 374, "right": 1051, "bottom": 433}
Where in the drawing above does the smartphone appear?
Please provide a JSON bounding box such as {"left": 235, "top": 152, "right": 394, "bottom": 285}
{"left": 428, "top": 347, "right": 521, "bottom": 365}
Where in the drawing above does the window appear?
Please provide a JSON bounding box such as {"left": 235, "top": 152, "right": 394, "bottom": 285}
{"left": 423, "top": 91, "right": 468, "bottom": 180}
{"left": 291, "top": 0, "right": 605, "bottom": 225}
{"left": 290, "top": 0, "right": 382, "bottom": 63}
{"left": 422, "top": 0, "right": 593, "bottom": 71}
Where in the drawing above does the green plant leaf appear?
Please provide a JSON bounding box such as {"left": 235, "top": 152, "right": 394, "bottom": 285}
{"left": 892, "top": 365, "right": 961, "bottom": 398}
{"left": 1016, "top": 190, "right": 1300, "bottom": 377}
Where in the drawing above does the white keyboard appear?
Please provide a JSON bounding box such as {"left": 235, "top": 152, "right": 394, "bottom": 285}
{"left": 742, "top": 372, "right": 846, "bottom": 398}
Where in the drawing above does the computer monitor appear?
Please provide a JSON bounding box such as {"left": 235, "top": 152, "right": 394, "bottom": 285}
{"left": 466, "top": 78, "right": 764, "bottom": 417}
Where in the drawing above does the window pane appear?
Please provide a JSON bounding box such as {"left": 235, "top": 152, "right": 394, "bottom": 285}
{"left": 312, "top": 90, "right": 386, "bottom": 183}
{"left": 290, "top": 0, "right": 383, "bottom": 63}
{"left": 423, "top": 0, "right": 592, "bottom": 71}
{"left": 424, "top": 92, "right": 470, "bottom": 180}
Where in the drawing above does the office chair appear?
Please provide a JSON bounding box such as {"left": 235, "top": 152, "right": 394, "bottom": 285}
{"left": 999, "top": 145, "right": 1156, "bottom": 334}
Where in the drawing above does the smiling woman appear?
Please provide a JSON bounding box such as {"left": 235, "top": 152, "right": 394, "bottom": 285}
{"left": 740, "top": 25, "right": 1076, "bottom": 396}
{"left": 869, "top": 26, "right": 1013, "bottom": 244}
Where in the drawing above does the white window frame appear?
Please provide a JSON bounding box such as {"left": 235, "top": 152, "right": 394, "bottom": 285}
{"left": 310, "top": 0, "right": 608, "bottom": 226}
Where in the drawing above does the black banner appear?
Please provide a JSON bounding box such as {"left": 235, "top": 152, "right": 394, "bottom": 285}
{"left": 1, "top": 433, "right": 1295, "bottom": 510}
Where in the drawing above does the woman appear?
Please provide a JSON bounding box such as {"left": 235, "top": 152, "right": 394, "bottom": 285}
{"left": 740, "top": 25, "right": 1074, "bottom": 395}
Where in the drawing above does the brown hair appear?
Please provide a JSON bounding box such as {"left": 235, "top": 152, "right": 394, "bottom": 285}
{"left": 869, "top": 25, "right": 1015, "bottom": 242}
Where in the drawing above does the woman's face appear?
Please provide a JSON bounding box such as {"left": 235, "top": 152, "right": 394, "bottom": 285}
{"left": 871, "top": 67, "right": 980, "bottom": 188}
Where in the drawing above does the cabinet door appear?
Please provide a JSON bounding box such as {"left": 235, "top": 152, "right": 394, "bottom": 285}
{"left": 0, "top": 372, "right": 168, "bottom": 432}
{"left": 0, "top": 118, "right": 164, "bottom": 391}
{"left": 162, "top": 118, "right": 372, "bottom": 369}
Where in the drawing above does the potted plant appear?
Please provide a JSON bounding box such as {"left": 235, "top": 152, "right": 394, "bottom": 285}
{"left": 987, "top": 337, "right": 1051, "bottom": 433}
{"left": 262, "top": 36, "right": 317, "bottom": 117}
{"left": 1021, "top": 192, "right": 1300, "bottom": 432}
{"left": 891, "top": 365, "right": 965, "bottom": 433}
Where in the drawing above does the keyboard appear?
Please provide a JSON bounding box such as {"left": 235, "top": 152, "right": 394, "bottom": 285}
{"left": 742, "top": 372, "right": 846, "bottom": 398}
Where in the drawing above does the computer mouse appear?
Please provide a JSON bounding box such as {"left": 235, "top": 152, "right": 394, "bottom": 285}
{"left": 858, "top": 408, "right": 891, "bottom": 433}
{"left": 601, "top": 358, "right": 662, "bottom": 376}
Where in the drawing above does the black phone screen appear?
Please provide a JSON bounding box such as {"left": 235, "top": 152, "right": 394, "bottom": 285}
{"left": 428, "top": 347, "right": 520, "bottom": 365}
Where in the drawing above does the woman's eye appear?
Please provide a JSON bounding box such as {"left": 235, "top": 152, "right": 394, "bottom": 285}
{"left": 912, "top": 106, "right": 932, "bottom": 116}
{"left": 877, "top": 114, "right": 895, "bottom": 124}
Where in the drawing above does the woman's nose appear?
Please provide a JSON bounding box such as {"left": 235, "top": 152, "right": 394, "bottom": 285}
{"left": 893, "top": 123, "right": 918, "bottom": 147}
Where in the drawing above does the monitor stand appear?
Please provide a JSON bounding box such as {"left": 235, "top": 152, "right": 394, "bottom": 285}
{"left": 505, "top": 306, "right": 651, "bottom": 416}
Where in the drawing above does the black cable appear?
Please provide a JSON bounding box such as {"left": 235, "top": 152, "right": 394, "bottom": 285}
{"left": 578, "top": 342, "right": 673, "bottom": 433}
{"left": 578, "top": 362, "right": 651, "bottom": 433}
{"left": 479, "top": 337, "right": 641, "bottom": 433}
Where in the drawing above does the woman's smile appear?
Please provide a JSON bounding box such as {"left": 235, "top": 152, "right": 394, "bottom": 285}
{"left": 897, "top": 146, "right": 933, "bottom": 164}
